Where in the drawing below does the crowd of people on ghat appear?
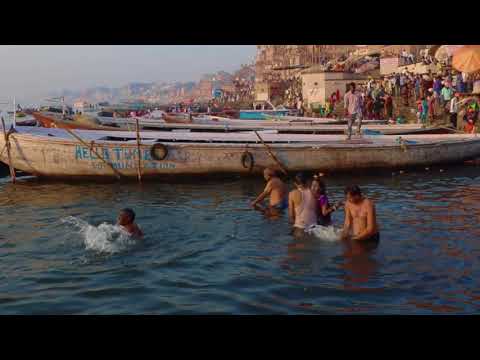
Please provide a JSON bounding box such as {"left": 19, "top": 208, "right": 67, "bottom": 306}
{"left": 341, "top": 71, "right": 480, "bottom": 132}
{"left": 251, "top": 168, "right": 379, "bottom": 247}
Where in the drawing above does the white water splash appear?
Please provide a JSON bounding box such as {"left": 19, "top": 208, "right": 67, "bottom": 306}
{"left": 307, "top": 225, "right": 342, "bottom": 242}
{"left": 62, "top": 216, "right": 138, "bottom": 254}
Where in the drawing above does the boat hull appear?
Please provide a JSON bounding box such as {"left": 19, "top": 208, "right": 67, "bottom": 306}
{"left": 1, "top": 128, "right": 480, "bottom": 179}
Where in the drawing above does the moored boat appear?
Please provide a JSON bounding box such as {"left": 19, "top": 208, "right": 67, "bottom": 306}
{"left": 1, "top": 126, "right": 479, "bottom": 179}
{"left": 239, "top": 109, "right": 290, "bottom": 120}
{"left": 32, "top": 112, "right": 122, "bottom": 130}
{"left": 33, "top": 110, "right": 454, "bottom": 135}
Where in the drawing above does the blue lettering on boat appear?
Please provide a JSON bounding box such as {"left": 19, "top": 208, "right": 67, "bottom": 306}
{"left": 75, "top": 146, "right": 83, "bottom": 160}
{"left": 82, "top": 147, "right": 89, "bottom": 160}
{"left": 113, "top": 148, "right": 122, "bottom": 161}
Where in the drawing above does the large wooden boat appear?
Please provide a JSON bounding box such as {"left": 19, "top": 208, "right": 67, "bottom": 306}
{"left": 34, "top": 111, "right": 453, "bottom": 135}
{"left": 1, "top": 126, "right": 479, "bottom": 180}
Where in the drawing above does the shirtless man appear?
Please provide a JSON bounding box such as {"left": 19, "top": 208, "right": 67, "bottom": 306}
{"left": 251, "top": 168, "right": 288, "bottom": 213}
{"left": 288, "top": 173, "right": 317, "bottom": 237}
{"left": 117, "top": 208, "right": 144, "bottom": 238}
{"left": 341, "top": 185, "right": 379, "bottom": 243}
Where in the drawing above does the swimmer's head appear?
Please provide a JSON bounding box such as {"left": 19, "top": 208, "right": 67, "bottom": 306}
{"left": 344, "top": 185, "right": 362, "bottom": 203}
{"left": 294, "top": 172, "right": 309, "bottom": 188}
{"left": 263, "top": 167, "right": 276, "bottom": 181}
{"left": 118, "top": 208, "right": 135, "bottom": 226}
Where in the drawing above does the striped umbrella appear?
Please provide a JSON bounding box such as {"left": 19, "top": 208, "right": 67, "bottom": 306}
{"left": 452, "top": 45, "right": 480, "bottom": 74}
{"left": 435, "top": 45, "right": 465, "bottom": 61}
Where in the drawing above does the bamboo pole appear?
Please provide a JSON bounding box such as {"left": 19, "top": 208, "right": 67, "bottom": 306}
{"left": 13, "top": 97, "right": 16, "bottom": 129}
{"left": 253, "top": 130, "right": 288, "bottom": 176}
{"left": 135, "top": 118, "right": 142, "bottom": 183}
{"left": 1, "top": 117, "right": 16, "bottom": 183}
{"left": 62, "top": 127, "right": 122, "bottom": 180}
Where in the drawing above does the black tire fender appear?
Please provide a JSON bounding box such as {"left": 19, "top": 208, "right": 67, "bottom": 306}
{"left": 241, "top": 151, "right": 254, "bottom": 171}
{"left": 151, "top": 143, "right": 169, "bottom": 161}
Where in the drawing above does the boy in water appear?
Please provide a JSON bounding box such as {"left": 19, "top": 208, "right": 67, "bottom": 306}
{"left": 251, "top": 168, "right": 288, "bottom": 214}
{"left": 117, "top": 208, "right": 144, "bottom": 238}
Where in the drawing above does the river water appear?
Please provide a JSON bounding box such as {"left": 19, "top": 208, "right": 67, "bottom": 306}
{"left": 1, "top": 165, "right": 480, "bottom": 314}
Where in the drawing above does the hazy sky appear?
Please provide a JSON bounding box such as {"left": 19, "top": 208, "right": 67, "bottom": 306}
{"left": 0, "top": 45, "right": 256, "bottom": 105}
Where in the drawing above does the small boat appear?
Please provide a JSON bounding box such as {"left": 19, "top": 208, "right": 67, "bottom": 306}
{"left": 1, "top": 126, "right": 479, "bottom": 179}
{"left": 16, "top": 119, "right": 38, "bottom": 127}
{"left": 239, "top": 109, "right": 290, "bottom": 120}
{"left": 32, "top": 112, "right": 122, "bottom": 130}
{"left": 163, "top": 113, "right": 192, "bottom": 124}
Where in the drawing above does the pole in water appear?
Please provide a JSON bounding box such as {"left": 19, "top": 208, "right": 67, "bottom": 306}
{"left": 1, "top": 117, "right": 16, "bottom": 183}
{"left": 135, "top": 117, "right": 142, "bottom": 183}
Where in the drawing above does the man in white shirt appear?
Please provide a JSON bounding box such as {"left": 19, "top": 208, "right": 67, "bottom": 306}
{"left": 449, "top": 92, "right": 460, "bottom": 128}
{"left": 401, "top": 49, "right": 408, "bottom": 64}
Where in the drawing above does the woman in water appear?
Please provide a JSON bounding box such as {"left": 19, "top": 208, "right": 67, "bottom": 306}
{"left": 311, "top": 175, "right": 340, "bottom": 227}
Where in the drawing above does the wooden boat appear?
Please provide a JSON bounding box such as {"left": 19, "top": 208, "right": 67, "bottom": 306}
{"left": 131, "top": 122, "right": 454, "bottom": 135}
{"left": 32, "top": 112, "right": 122, "bottom": 131}
{"left": 239, "top": 109, "right": 290, "bottom": 120}
{"left": 1, "top": 126, "right": 479, "bottom": 179}
{"left": 163, "top": 113, "right": 192, "bottom": 124}
{"left": 34, "top": 111, "right": 453, "bottom": 136}
{"left": 264, "top": 114, "right": 388, "bottom": 125}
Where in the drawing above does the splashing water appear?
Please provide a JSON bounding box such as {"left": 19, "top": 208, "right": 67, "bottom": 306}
{"left": 307, "top": 225, "right": 342, "bottom": 242}
{"left": 62, "top": 216, "right": 138, "bottom": 254}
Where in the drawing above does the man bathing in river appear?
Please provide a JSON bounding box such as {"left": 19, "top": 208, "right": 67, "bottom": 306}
{"left": 251, "top": 168, "right": 288, "bottom": 214}
{"left": 341, "top": 185, "right": 379, "bottom": 244}
{"left": 117, "top": 208, "right": 144, "bottom": 238}
{"left": 289, "top": 173, "right": 318, "bottom": 237}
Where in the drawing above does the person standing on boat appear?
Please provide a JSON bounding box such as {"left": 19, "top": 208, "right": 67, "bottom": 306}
{"left": 341, "top": 185, "right": 379, "bottom": 246}
{"left": 288, "top": 173, "right": 317, "bottom": 237}
{"left": 344, "top": 82, "right": 363, "bottom": 140}
{"left": 251, "top": 168, "right": 288, "bottom": 214}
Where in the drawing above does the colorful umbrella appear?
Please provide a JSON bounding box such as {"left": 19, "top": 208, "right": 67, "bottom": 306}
{"left": 435, "top": 45, "right": 465, "bottom": 62}
{"left": 452, "top": 45, "right": 480, "bottom": 74}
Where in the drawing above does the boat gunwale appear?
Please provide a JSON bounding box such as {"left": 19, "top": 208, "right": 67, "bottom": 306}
{"left": 7, "top": 131, "right": 480, "bottom": 151}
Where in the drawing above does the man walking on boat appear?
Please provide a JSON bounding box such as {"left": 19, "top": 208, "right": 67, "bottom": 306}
{"left": 344, "top": 82, "right": 364, "bottom": 140}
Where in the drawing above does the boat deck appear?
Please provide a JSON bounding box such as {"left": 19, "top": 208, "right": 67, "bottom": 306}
{"left": 8, "top": 126, "right": 479, "bottom": 148}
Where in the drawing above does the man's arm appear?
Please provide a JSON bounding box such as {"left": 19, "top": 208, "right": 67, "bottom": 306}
{"left": 251, "top": 181, "right": 272, "bottom": 207}
{"left": 352, "top": 200, "right": 377, "bottom": 241}
{"left": 341, "top": 202, "right": 352, "bottom": 240}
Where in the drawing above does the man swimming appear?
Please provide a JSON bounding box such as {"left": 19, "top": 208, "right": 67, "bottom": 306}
{"left": 341, "top": 185, "right": 379, "bottom": 244}
{"left": 117, "top": 208, "right": 144, "bottom": 238}
{"left": 251, "top": 168, "right": 288, "bottom": 213}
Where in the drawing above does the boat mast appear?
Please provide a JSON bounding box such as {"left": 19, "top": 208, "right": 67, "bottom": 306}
{"left": 13, "top": 97, "right": 16, "bottom": 129}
